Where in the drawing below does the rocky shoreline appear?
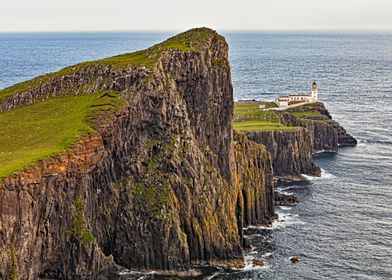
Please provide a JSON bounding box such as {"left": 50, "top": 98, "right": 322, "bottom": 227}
{"left": 274, "top": 191, "right": 299, "bottom": 206}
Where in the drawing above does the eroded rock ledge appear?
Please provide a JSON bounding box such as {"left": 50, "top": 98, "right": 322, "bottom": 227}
{"left": 0, "top": 28, "right": 275, "bottom": 279}
{"left": 246, "top": 128, "right": 321, "bottom": 177}
{"left": 237, "top": 102, "right": 356, "bottom": 179}
{"left": 280, "top": 102, "right": 357, "bottom": 152}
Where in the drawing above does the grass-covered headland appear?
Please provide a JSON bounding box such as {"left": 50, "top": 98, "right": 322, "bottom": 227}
{"left": 0, "top": 91, "right": 123, "bottom": 179}
{"left": 234, "top": 101, "right": 301, "bottom": 131}
{"left": 0, "top": 28, "right": 218, "bottom": 102}
{"left": 0, "top": 28, "right": 219, "bottom": 179}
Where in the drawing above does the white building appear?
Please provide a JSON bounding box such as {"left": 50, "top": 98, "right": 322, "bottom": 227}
{"left": 275, "top": 96, "right": 290, "bottom": 107}
{"left": 275, "top": 82, "right": 318, "bottom": 107}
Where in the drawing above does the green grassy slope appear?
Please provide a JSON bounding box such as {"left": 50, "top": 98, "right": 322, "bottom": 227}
{"left": 234, "top": 101, "right": 301, "bottom": 131}
{"left": 0, "top": 91, "right": 123, "bottom": 178}
{"left": 0, "top": 28, "right": 217, "bottom": 102}
{"left": 0, "top": 28, "right": 219, "bottom": 179}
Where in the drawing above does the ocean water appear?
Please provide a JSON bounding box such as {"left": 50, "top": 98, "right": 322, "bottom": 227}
{"left": 1, "top": 32, "right": 392, "bottom": 279}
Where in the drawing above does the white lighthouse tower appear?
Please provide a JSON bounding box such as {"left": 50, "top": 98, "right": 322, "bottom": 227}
{"left": 311, "top": 81, "right": 318, "bottom": 101}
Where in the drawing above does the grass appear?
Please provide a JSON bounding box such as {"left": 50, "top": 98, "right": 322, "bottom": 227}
{"left": 235, "top": 102, "right": 270, "bottom": 118}
{"left": 67, "top": 195, "right": 95, "bottom": 245}
{"left": 234, "top": 120, "right": 300, "bottom": 131}
{"left": 234, "top": 101, "right": 300, "bottom": 131}
{"left": 288, "top": 100, "right": 304, "bottom": 105}
{"left": 0, "top": 28, "right": 220, "bottom": 179}
{"left": 290, "top": 111, "right": 321, "bottom": 118}
{"left": 0, "top": 91, "right": 124, "bottom": 179}
{"left": 0, "top": 28, "right": 218, "bottom": 102}
{"left": 285, "top": 103, "right": 328, "bottom": 122}
{"left": 0, "top": 63, "right": 89, "bottom": 102}
{"left": 234, "top": 102, "right": 278, "bottom": 118}
{"left": 9, "top": 242, "right": 18, "bottom": 280}
{"left": 97, "top": 28, "right": 218, "bottom": 68}
{"left": 261, "top": 101, "right": 278, "bottom": 109}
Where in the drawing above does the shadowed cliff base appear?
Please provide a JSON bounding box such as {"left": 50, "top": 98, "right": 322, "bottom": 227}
{"left": 0, "top": 28, "right": 275, "bottom": 279}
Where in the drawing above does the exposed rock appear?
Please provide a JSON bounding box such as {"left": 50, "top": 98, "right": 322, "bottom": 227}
{"left": 290, "top": 256, "right": 300, "bottom": 263}
{"left": 242, "top": 237, "right": 253, "bottom": 253}
{"left": 252, "top": 259, "right": 265, "bottom": 267}
{"left": 244, "top": 102, "right": 356, "bottom": 179}
{"left": 331, "top": 120, "right": 358, "bottom": 147}
{"left": 281, "top": 102, "right": 357, "bottom": 153}
{"left": 274, "top": 191, "right": 299, "bottom": 206}
{"left": 246, "top": 129, "right": 321, "bottom": 177}
{"left": 0, "top": 28, "right": 275, "bottom": 279}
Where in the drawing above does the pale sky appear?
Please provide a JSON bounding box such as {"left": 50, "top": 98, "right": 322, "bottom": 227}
{"left": 0, "top": 0, "right": 391, "bottom": 32}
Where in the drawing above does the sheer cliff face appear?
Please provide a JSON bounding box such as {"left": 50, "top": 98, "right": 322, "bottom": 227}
{"left": 241, "top": 102, "right": 356, "bottom": 178}
{"left": 0, "top": 28, "right": 275, "bottom": 279}
{"left": 280, "top": 103, "right": 357, "bottom": 153}
{"left": 245, "top": 129, "right": 321, "bottom": 177}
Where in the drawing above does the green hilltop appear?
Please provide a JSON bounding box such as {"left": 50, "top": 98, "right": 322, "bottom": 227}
{"left": 0, "top": 28, "right": 219, "bottom": 179}
{"left": 0, "top": 28, "right": 219, "bottom": 102}
{"left": 0, "top": 91, "right": 124, "bottom": 179}
{"left": 234, "top": 101, "right": 301, "bottom": 131}
{"left": 233, "top": 101, "right": 327, "bottom": 131}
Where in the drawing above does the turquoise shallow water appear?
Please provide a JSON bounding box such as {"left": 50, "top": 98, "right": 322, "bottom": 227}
{"left": 1, "top": 32, "right": 391, "bottom": 279}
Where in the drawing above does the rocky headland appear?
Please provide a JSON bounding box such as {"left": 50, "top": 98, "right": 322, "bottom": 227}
{"left": 0, "top": 28, "right": 356, "bottom": 279}
{"left": 234, "top": 101, "right": 357, "bottom": 180}
{"left": 0, "top": 28, "right": 276, "bottom": 280}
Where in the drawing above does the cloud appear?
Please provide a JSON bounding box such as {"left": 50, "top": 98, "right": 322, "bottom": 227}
{"left": 0, "top": 0, "right": 391, "bottom": 32}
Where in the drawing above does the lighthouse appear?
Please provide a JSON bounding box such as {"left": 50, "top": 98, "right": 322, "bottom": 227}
{"left": 275, "top": 81, "right": 319, "bottom": 107}
{"left": 311, "top": 81, "right": 318, "bottom": 101}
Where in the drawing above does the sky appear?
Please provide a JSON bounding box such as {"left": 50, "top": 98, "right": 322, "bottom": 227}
{"left": 0, "top": 0, "right": 391, "bottom": 32}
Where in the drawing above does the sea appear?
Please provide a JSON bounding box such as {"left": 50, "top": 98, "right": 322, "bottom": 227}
{"left": 0, "top": 31, "right": 391, "bottom": 280}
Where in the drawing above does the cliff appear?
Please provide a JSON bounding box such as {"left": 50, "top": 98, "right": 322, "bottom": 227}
{"left": 280, "top": 102, "right": 357, "bottom": 153}
{"left": 234, "top": 101, "right": 356, "bottom": 178}
{"left": 234, "top": 101, "right": 321, "bottom": 178}
{"left": 0, "top": 28, "right": 275, "bottom": 279}
{"left": 245, "top": 129, "right": 320, "bottom": 177}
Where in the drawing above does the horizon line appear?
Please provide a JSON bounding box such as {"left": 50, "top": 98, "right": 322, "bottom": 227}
{"left": 1, "top": 28, "right": 392, "bottom": 34}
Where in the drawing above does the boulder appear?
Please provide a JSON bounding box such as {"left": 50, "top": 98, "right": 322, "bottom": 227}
{"left": 290, "top": 256, "right": 300, "bottom": 263}
{"left": 252, "top": 259, "right": 265, "bottom": 267}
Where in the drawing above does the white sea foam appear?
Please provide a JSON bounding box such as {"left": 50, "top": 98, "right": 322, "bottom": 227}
{"left": 303, "top": 168, "right": 336, "bottom": 181}
{"left": 271, "top": 211, "right": 306, "bottom": 229}
{"left": 277, "top": 205, "right": 292, "bottom": 211}
{"left": 245, "top": 224, "right": 272, "bottom": 230}
{"left": 242, "top": 254, "right": 270, "bottom": 271}
{"left": 320, "top": 168, "right": 337, "bottom": 179}
{"left": 137, "top": 275, "right": 151, "bottom": 280}
{"left": 205, "top": 272, "right": 220, "bottom": 280}
{"left": 275, "top": 189, "right": 294, "bottom": 196}
{"left": 245, "top": 211, "right": 305, "bottom": 231}
{"left": 278, "top": 185, "right": 304, "bottom": 192}
{"left": 117, "top": 269, "right": 157, "bottom": 278}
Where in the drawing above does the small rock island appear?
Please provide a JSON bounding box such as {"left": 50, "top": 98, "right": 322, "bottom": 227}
{"left": 0, "top": 28, "right": 356, "bottom": 279}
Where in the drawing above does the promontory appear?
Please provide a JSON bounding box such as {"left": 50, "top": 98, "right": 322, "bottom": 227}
{"left": 0, "top": 28, "right": 356, "bottom": 280}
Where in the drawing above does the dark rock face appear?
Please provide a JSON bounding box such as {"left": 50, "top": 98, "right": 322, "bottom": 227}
{"left": 0, "top": 28, "right": 275, "bottom": 279}
{"left": 331, "top": 121, "right": 358, "bottom": 148}
{"left": 245, "top": 129, "right": 321, "bottom": 177}
{"left": 274, "top": 191, "right": 299, "bottom": 206}
{"left": 281, "top": 102, "right": 357, "bottom": 153}
{"left": 242, "top": 102, "right": 356, "bottom": 178}
{"left": 233, "top": 132, "right": 275, "bottom": 228}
